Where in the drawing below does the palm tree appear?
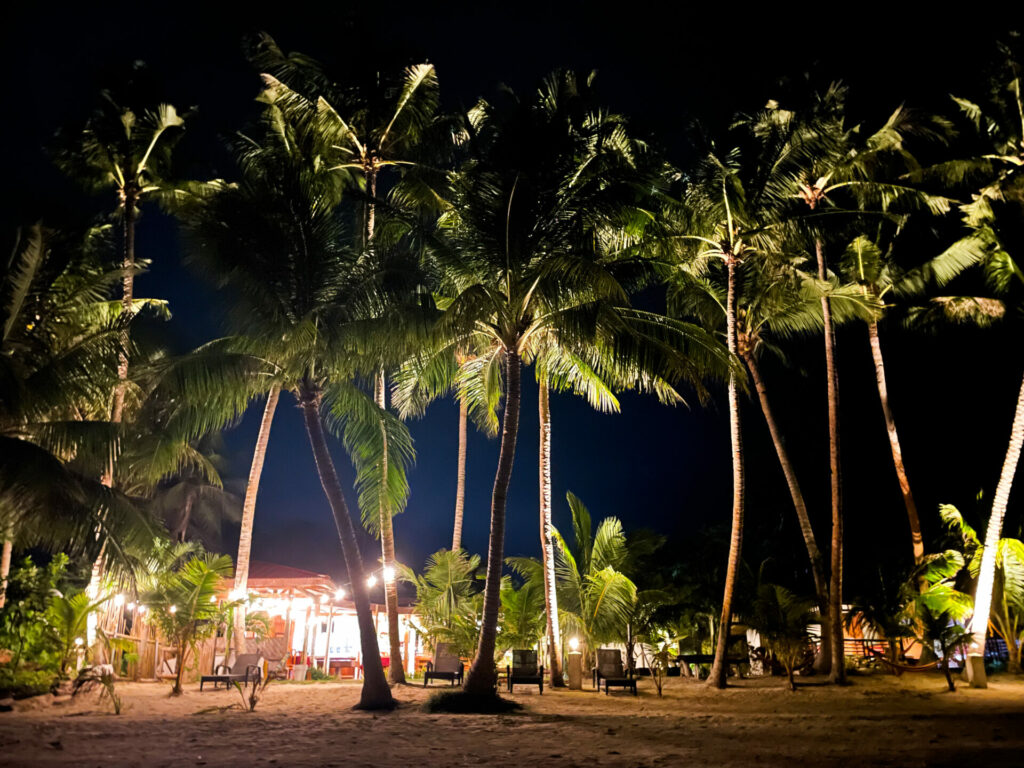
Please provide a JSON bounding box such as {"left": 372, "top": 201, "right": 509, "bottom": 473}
{"left": 405, "top": 71, "right": 730, "bottom": 695}
{"left": 175, "top": 103, "right": 419, "bottom": 710}
{"left": 399, "top": 548, "right": 483, "bottom": 659}
{"left": 541, "top": 491, "right": 637, "bottom": 670}
{"left": 0, "top": 224, "right": 158, "bottom": 606}
{"left": 672, "top": 249, "right": 876, "bottom": 662}
{"left": 942, "top": 504, "right": 1024, "bottom": 675}
{"left": 924, "top": 51, "right": 1024, "bottom": 684}
{"left": 253, "top": 37, "right": 442, "bottom": 684}
{"left": 744, "top": 88, "right": 952, "bottom": 683}
{"left": 54, "top": 92, "right": 187, "bottom": 474}
{"left": 143, "top": 550, "right": 234, "bottom": 695}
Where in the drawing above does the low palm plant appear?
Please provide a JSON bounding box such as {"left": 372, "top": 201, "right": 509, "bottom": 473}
{"left": 746, "top": 584, "right": 816, "bottom": 691}
{"left": 400, "top": 549, "right": 483, "bottom": 660}
{"left": 47, "top": 591, "right": 111, "bottom": 678}
{"left": 142, "top": 551, "right": 234, "bottom": 695}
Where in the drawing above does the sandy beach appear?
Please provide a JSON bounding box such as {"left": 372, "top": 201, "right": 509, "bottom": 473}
{"left": 1, "top": 673, "right": 1021, "bottom": 767}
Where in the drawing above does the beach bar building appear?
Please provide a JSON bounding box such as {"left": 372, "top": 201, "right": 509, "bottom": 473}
{"left": 227, "top": 561, "right": 424, "bottom": 679}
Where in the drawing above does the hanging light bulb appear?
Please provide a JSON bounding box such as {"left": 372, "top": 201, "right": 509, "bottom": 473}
{"left": 169, "top": 605, "right": 177, "bottom": 614}
{"left": 113, "top": 593, "right": 125, "bottom": 607}
{"left": 569, "top": 637, "right": 580, "bottom": 651}
{"left": 382, "top": 565, "right": 395, "bottom": 583}
{"left": 366, "top": 575, "right": 377, "bottom": 588}
{"left": 335, "top": 588, "right": 346, "bottom": 601}
{"left": 127, "top": 602, "right": 136, "bottom": 611}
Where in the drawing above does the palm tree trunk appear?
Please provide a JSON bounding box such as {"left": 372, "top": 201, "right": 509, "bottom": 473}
{"left": 175, "top": 493, "right": 195, "bottom": 543}
{"left": 967, "top": 370, "right": 1024, "bottom": 687}
{"left": 0, "top": 535, "right": 12, "bottom": 610}
{"left": 87, "top": 191, "right": 138, "bottom": 637}
{"left": 452, "top": 397, "right": 468, "bottom": 551}
{"left": 538, "top": 383, "right": 564, "bottom": 687}
{"left": 376, "top": 372, "right": 406, "bottom": 684}
{"left": 743, "top": 352, "right": 830, "bottom": 612}
{"left": 464, "top": 348, "right": 522, "bottom": 695}
{"left": 232, "top": 385, "right": 280, "bottom": 656}
{"left": 298, "top": 379, "right": 394, "bottom": 709}
{"left": 816, "top": 239, "right": 846, "bottom": 685}
{"left": 868, "top": 321, "right": 924, "bottom": 566}
{"left": 709, "top": 253, "right": 744, "bottom": 689}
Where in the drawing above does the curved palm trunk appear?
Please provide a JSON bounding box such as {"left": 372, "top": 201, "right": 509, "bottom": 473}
{"left": 868, "top": 321, "right": 924, "bottom": 567}
{"left": 452, "top": 397, "right": 468, "bottom": 551}
{"left": 232, "top": 385, "right": 280, "bottom": 656}
{"left": 174, "top": 493, "right": 195, "bottom": 543}
{"left": 465, "top": 348, "right": 521, "bottom": 695}
{"left": 710, "top": 253, "right": 744, "bottom": 689}
{"left": 816, "top": 239, "right": 846, "bottom": 685}
{"left": 298, "top": 380, "right": 394, "bottom": 709}
{"left": 967, "top": 371, "right": 1024, "bottom": 687}
{"left": 0, "top": 535, "right": 12, "bottom": 610}
{"left": 538, "top": 383, "right": 564, "bottom": 687}
{"left": 743, "top": 353, "right": 830, "bottom": 621}
{"left": 376, "top": 372, "right": 406, "bottom": 684}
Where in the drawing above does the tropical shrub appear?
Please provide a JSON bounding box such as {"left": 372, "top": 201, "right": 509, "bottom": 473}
{"left": 143, "top": 551, "right": 234, "bottom": 694}
{"left": 746, "top": 584, "right": 816, "bottom": 691}
{"left": 402, "top": 549, "right": 483, "bottom": 660}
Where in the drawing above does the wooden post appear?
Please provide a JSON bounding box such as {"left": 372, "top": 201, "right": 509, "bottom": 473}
{"left": 323, "top": 604, "right": 334, "bottom": 674}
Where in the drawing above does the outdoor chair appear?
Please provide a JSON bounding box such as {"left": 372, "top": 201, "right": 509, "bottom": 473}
{"left": 507, "top": 649, "right": 544, "bottom": 694}
{"left": 593, "top": 648, "right": 636, "bottom": 695}
{"left": 200, "top": 653, "right": 264, "bottom": 691}
{"left": 423, "top": 643, "right": 464, "bottom": 687}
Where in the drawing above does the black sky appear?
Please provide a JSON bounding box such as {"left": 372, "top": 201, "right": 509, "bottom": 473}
{"left": 4, "top": 1, "right": 1021, "bottom": 596}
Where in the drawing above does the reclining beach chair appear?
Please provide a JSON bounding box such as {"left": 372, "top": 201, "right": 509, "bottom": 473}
{"left": 594, "top": 648, "right": 637, "bottom": 695}
{"left": 507, "top": 649, "right": 544, "bottom": 694}
{"left": 200, "top": 653, "right": 264, "bottom": 691}
{"left": 423, "top": 643, "right": 464, "bottom": 687}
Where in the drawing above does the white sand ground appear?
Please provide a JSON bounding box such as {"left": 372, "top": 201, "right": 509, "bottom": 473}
{"left": 1, "top": 673, "right": 1022, "bottom": 767}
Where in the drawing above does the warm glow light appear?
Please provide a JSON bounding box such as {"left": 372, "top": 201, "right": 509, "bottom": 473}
{"left": 169, "top": 605, "right": 177, "bottom": 614}
{"left": 319, "top": 594, "right": 328, "bottom": 605}
{"left": 335, "top": 588, "right": 346, "bottom": 601}
{"left": 113, "top": 593, "right": 125, "bottom": 607}
{"left": 127, "top": 601, "right": 136, "bottom": 611}
{"left": 210, "top": 595, "right": 218, "bottom": 603}
{"left": 74, "top": 637, "right": 84, "bottom": 646}
{"left": 382, "top": 566, "right": 395, "bottom": 583}
{"left": 228, "top": 589, "right": 245, "bottom": 602}
{"left": 568, "top": 637, "right": 580, "bottom": 651}
{"left": 138, "top": 605, "right": 147, "bottom": 614}
{"left": 366, "top": 575, "right": 377, "bottom": 588}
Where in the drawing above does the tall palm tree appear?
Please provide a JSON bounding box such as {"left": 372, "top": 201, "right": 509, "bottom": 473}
{"left": 672, "top": 248, "right": 876, "bottom": 663}
{"left": 402, "top": 71, "right": 730, "bottom": 694}
{"left": 745, "top": 88, "right": 952, "bottom": 683}
{"left": 176, "top": 103, "right": 421, "bottom": 710}
{"left": 253, "top": 38, "right": 442, "bottom": 684}
{"left": 914, "top": 48, "right": 1024, "bottom": 686}
{"left": 54, "top": 92, "right": 187, "bottom": 609}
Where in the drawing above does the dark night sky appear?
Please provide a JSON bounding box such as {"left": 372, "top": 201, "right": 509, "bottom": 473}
{"left": 4, "top": 2, "right": 1021, "bottom": 596}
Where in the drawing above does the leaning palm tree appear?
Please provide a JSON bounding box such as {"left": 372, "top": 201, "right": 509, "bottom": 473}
{"left": 921, "top": 50, "right": 1024, "bottom": 684}
{"left": 175, "top": 103, "right": 421, "bottom": 710}
{"left": 399, "top": 71, "right": 730, "bottom": 695}
{"left": 252, "top": 38, "right": 443, "bottom": 684}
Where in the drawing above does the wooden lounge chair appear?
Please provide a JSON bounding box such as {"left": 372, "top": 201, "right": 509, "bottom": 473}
{"left": 200, "top": 653, "right": 264, "bottom": 691}
{"left": 507, "top": 649, "right": 544, "bottom": 694}
{"left": 593, "top": 648, "right": 636, "bottom": 695}
{"left": 423, "top": 643, "right": 464, "bottom": 687}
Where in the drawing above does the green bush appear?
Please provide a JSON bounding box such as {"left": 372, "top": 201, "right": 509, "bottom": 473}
{"left": 0, "top": 665, "right": 58, "bottom": 699}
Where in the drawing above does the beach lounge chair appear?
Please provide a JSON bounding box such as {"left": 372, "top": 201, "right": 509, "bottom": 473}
{"left": 593, "top": 648, "right": 636, "bottom": 695}
{"left": 507, "top": 649, "right": 544, "bottom": 694}
{"left": 423, "top": 643, "right": 464, "bottom": 687}
{"left": 200, "top": 653, "right": 264, "bottom": 691}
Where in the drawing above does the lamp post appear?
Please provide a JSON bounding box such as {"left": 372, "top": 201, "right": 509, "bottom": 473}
{"left": 567, "top": 636, "right": 582, "bottom": 690}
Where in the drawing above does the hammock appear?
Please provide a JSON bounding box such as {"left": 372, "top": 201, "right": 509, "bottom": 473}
{"left": 867, "top": 649, "right": 941, "bottom": 674}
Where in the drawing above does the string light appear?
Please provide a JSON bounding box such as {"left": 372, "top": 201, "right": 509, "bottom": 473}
{"left": 74, "top": 637, "right": 84, "bottom": 646}
{"left": 382, "top": 566, "right": 395, "bottom": 583}
{"left": 113, "top": 593, "right": 125, "bottom": 607}
{"left": 366, "top": 575, "right": 377, "bottom": 588}
{"left": 334, "top": 588, "right": 346, "bottom": 601}
{"left": 169, "top": 605, "right": 177, "bottom": 614}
